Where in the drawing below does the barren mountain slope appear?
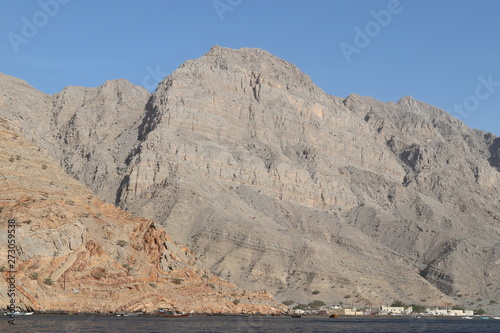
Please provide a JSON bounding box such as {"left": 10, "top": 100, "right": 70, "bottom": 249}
{"left": 116, "top": 46, "right": 500, "bottom": 305}
{"left": 0, "top": 73, "right": 151, "bottom": 202}
{"left": 0, "top": 117, "right": 281, "bottom": 313}
{"left": 1, "top": 46, "right": 499, "bottom": 308}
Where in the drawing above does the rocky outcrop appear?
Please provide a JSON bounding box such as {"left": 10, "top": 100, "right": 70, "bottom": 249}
{"left": 0, "top": 117, "right": 282, "bottom": 313}
{"left": 0, "top": 46, "right": 499, "bottom": 308}
{"left": 51, "top": 79, "right": 150, "bottom": 202}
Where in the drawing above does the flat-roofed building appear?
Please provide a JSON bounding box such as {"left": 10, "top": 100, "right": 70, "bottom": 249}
{"left": 380, "top": 306, "right": 413, "bottom": 315}
{"left": 427, "top": 308, "right": 473, "bottom": 316}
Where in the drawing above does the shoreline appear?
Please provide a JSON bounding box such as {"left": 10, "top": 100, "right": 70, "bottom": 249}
{"left": 13, "top": 311, "right": 493, "bottom": 319}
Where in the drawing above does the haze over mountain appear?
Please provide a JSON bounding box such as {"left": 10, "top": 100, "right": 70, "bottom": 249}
{"left": 1, "top": 46, "right": 499, "bottom": 308}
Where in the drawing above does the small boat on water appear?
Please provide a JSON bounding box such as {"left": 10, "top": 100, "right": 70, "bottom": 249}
{"left": 159, "top": 308, "right": 192, "bottom": 317}
{"left": 4, "top": 312, "right": 34, "bottom": 316}
{"left": 462, "top": 316, "right": 474, "bottom": 319}
{"left": 479, "top": 316, "right": 490, "bottom": 319}
{"left": 290, "top": 313, "right": 302, "bottom": 318}
{"left": 492, "top": 316, "right": 500, "bottom": 320}
{"left": 329, "top": 314, "right": 338, "bottom": 318}
{"left": 117, "top": 312, "right": 141, "bottom": 317}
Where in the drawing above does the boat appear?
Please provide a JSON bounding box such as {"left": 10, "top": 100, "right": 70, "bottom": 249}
{"left": 492, "top": 316, "right": 500, "bottom": 320}
{"left": 4, "top": 312, "right": 34, "bottom": 316}
{"left": 159, "top": 308, "right": 192, "bottom": 317}
{"left": 462, "top": 316, "right": 473, "bottom": 319}
{"left": 161, "top": 311, "right": 191, "bottom": 317}
{"left": 329, "top": 314, "right": 338, "bottom": 318}
{"left": 290, "top": 313, "right": 302, "bottom": 318}
{"left": 117, "top": 312, "right": 141, "bottom": 317}
{"left": 479, "top": 316, "right": 490, "bottom": 319}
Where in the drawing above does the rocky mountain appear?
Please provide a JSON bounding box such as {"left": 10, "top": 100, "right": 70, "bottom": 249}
{"left": 1, "top": 45, "right": 499, "bottom": 309}
{"left": 0, "top": 116, "right": 281, "bottom": 313}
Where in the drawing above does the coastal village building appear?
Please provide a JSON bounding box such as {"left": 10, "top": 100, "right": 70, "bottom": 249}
{"left": 426, "top": 308, "right": 473, "bottom": 316}
{"left": 329, "top": 308, "right": 364, "bottom": 316}
{"left": 380, "top": 306, "right": 413, "bottom": 315}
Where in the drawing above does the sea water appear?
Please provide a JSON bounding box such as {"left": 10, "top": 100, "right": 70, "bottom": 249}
{"left": 1, "top": 315, "right": 498, "bottom": 333}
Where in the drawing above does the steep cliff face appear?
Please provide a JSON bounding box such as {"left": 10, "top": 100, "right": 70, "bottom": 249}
{"left": 0, "top": 117, "right": 281, "bottom": 313}
{"left": 1, "top": 46, "right": 499, "bottom": 307}
{"left": 115, "top": 47, "right": 499, "bottom": 305}
{"left": 0, "top": 74, "right": 151, "bottom": 203}
{"left": 50, "top": 79, "right": 151, "bottom": 202}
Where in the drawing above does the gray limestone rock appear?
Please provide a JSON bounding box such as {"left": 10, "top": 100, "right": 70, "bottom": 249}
{"left": 1, "top": 46, "right": 499, "bottom": 306}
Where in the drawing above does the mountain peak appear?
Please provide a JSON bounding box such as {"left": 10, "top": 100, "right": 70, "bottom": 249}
{"left": 157, "top": 45, "right": 324, "bottom": 102}
{"left": 206, "top": 44, "right": 274, "bottom": 57}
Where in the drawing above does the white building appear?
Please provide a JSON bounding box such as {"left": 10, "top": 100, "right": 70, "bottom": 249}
{"left": 427, "top": 308, "right": 473, "bottom": 316}
{"left": 380, "top": 306, "right": 413, "bottom": 315}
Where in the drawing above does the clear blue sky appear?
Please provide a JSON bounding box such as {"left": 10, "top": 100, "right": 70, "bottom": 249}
{"left": 1, "top": 0, "right": 499, "bottom": 135}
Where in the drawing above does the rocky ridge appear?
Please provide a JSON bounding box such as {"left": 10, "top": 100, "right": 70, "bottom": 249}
{"left": 0, "top": 46, "right": 499, "bottom": 308}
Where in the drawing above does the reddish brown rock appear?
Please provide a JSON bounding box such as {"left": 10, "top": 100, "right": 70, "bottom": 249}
{"left": 0, "top": 118, "right": 283, "bottom": 313}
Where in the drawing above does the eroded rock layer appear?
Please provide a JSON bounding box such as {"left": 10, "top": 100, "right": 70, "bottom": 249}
{"left": 0, "top": 117, "right": 281, "bottom": 313}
